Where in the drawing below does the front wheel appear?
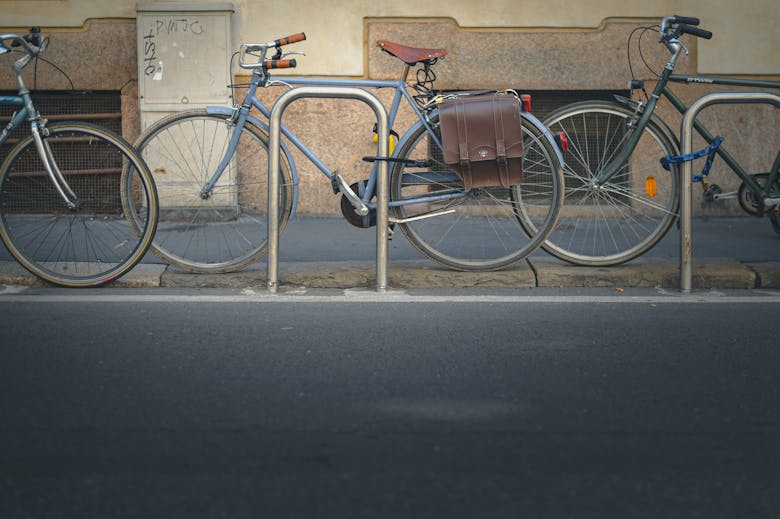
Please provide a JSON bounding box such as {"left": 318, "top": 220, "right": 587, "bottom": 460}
{"left": 541, "top": 101, "right": 680, "bottom": 266}
{"left": 0, "top": 122, "right": 158, "bottom": 287}
{"left": 132, "top": 109, "right": 294, "bottom": 274}
{"left": 389, "top": 113, "right": 564, "bottom": 271}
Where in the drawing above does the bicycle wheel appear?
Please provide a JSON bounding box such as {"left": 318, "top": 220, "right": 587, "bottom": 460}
{"left": 0, "top": 122, "right": 158, "bottom": 287}
{"left": 541, "top": 101, "right": 680, "bottom": 266}
{"left": 390, "top": 113, "right": 564, "bottom": 271}
{"left": 133, "top": 109, "right": 294, "bottom": 273}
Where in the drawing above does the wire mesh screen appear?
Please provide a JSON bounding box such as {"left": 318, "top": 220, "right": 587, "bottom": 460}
{"left": 425, "top": 90, "right": 628, "bottom": 201}
{"left": 522, "top": 89, "right": 626, "bottom": 119}
{"left": 0, "top": 91, "right": 123, "bottom": 214}
{"left": 528, "top": 90, "right": 630, "bottom": 203}
{"left": 0, "top": 90, "right": 122, "bottom": 144}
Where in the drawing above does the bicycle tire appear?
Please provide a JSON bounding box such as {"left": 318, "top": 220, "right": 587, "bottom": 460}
{"left": 541, "top": 101, "right": 680, "bottom": 266}
{"left": 0, "top": 122, "right": 158, "bottom": 287}
{"left": 389, "top": 113, "right": 564, "bottom": 271}
{"left": 132, "top": 109, "right": 294, "bottom": 274}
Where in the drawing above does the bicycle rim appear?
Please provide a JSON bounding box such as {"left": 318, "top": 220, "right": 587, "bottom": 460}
{"left": 0, "top": 123, "right": 158, "bottom": 287}
{"left": 541, "top": 101, "right": 680, "bottom": 266}
{"left": 133, "top": 110, "right": 293, "bottom": 273}
{"left": 390, "top": 114, "right": 563, "bottom": 271}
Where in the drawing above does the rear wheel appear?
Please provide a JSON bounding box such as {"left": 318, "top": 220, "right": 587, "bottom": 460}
{"left": 389, "top": 113, "right": 564, "bottom": 271}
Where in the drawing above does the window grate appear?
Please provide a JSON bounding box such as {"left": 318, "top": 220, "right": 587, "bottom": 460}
{"left": 0, "top": 90, "right": 123, "bottom": 213}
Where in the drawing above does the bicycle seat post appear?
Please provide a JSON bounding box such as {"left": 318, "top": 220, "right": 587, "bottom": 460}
{"left": 400, "top": 63, "right": 410, "bottom": 82}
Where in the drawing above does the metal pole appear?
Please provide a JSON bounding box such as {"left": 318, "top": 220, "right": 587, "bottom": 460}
{"left": 679, "top": 92, "right": 780, "bottom": 293}
{"left": 267, "top": 86, "right": 389, "bottom": 293}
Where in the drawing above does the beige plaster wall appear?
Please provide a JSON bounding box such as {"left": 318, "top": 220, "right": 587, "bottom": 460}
{"left": 1, "top": 4, "right": 776, "bottom": 216}
{"left": 0, "top": 0, "right": 777, "bottom": 76}
{"left": 0, "top": 19, "right": 142, "bottom": 141}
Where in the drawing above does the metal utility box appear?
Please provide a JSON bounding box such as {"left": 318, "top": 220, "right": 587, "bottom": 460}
{"left": 136, "top": 2, "right": 234, "bottom": 128}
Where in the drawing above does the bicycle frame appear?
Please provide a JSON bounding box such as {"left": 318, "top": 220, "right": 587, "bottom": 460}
{"left": 663, "top": 74, "right": 780, "bottom": 197}
{"left": 595, "top": 48, "right": 780, "bottom": 201}
{"left": 200, "top": 66, "right": 563, "bottom": 219}
{"left": 0, "top": 94, "right": 29, "bottom": 147}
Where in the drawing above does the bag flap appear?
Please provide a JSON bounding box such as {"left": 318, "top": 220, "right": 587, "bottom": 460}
{"left": 439, "top": 94, "right": 523, "bottom": 165}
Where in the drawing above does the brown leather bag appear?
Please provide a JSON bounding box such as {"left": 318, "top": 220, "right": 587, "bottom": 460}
{"left": 439, "top": 93, "right": 524, "bottom": 191}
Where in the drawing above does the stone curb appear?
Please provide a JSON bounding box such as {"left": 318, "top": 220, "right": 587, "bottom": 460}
{"left": 1, "top": 260, "right": 779, "bottom": 290}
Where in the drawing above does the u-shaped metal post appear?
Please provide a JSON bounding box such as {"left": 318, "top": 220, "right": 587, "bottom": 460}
{"left": 679, "top": 91, "right": 780, "bottom": 293}
{"left": 267, "top": 86, "right": 390, "bottom": 293}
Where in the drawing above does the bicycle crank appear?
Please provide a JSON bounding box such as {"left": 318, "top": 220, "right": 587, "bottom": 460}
{"left": 341, "top": 181, "right": 376, "bottom": 228}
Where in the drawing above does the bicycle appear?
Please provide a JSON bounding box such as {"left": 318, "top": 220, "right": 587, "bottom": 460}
{"left": 133, "top": 33, "right": 565, "bottom": 273}
{"left": 0, "top": 27, "right": 159, "bottom": 287}
{"left": 541, "top": 15, "right": 780, "bottom": 266}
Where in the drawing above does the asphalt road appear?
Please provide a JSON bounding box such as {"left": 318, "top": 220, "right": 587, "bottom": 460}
{"left": 1, "top": 287, "right": 779, "bottom": 518}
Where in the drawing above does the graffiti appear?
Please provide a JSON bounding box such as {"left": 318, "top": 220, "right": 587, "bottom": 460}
{"left": 143, "top": 18, "right": 206, "bottom": 77}
{"left": 153, "top": 18, "right": 204, "bottom": 36}
{"left": 143, "top": 28, "right": 158, "bottom": 77}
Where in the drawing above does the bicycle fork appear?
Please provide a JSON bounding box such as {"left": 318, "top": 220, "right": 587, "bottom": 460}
{"left": 30, "top": 121, "right": 81, "bottom": 210}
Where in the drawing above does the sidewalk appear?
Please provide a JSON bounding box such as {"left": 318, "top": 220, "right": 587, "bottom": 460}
{"left": 1, "top": 216, "right": 778, "bottom": 290}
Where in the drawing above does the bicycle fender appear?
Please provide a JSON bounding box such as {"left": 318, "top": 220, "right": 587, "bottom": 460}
{"left": 394, "top": 109, "right": 566, "bottom": 168}
{"left": 520, "top": 110, "right": 566, "bottom": 168}
{"left": 205, "top": 106, "right": 301, "bottom": 219}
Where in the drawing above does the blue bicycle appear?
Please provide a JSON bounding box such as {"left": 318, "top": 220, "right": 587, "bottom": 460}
{"left": 134, "top": 33, "right": 565, "bottom": 273}
{"left": 0, "top": 27, "right": 158, "bottom": 287}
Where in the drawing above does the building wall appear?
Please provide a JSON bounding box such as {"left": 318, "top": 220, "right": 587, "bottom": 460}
{"left": 2, "top": 0, "right": 777, "bottom": 75}
{"left": 1, "top": 0, "right": 777, "bottom": 215}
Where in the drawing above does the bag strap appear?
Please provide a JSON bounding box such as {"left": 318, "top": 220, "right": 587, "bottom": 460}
{"left": 492, "top": 97, "right": 511, "bottom": 187}
{"left": 455, "top": 101, "right": 472, "bottom": 191}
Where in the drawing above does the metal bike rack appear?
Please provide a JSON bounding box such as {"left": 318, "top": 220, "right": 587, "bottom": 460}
{"left": 679, "top": 91, "right": 780, "bottom": 293}
{"left": 267, "top": 86, "right": 390, "bottom": 293}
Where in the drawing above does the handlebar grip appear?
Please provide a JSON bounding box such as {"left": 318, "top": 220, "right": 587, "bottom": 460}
{"left": 679, "top": 24, "right": 713, "bottom": 40}
{"left": 671, "top": 15, "right": 700, "bottom": 26}
{"left": 274, "top": 33, "right": 306, "bottom": 47}
{"left": 264, "top": 58, "right": 297, "bottom": 69}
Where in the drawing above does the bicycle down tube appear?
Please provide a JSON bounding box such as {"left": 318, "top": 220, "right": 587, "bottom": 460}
{"left": 246, "top": 76, "right": 441, "bottom": 211}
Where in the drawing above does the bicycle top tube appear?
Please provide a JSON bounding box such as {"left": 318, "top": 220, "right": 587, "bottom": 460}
{"left": 247, "top": 74, "right": 442, "bottom": 186}
{"left": 668, "top": 74, "right": 780, "bottom": 90}
{"left": 0, "top": 95, "right": 25, "bottom": 105}
{"left": 231, "top": 33, "right": 447, "bottom": 207}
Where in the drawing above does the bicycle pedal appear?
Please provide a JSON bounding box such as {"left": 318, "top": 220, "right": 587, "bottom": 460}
{"left": 703, "top": 183, "right": 722, "bottom": 202}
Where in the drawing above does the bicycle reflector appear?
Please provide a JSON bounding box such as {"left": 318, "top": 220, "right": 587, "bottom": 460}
{"left": 555, "top": 132, "right": 569, "bottom": 153}
{"left": 645, "top": 176, "right": 658, "bottom": 198}
{"left": 520, "top": 94, "right": 532, "bottom": 113}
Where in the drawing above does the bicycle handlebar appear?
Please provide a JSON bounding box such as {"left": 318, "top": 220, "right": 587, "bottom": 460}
{"left": 661, "top": 15, "right": 713, "bottom": 41}
{"left": 1, "top": 27, "right": 44, "bottom": 58}
{"left": 240, "top": 32, "right": 305, "bottom": 70}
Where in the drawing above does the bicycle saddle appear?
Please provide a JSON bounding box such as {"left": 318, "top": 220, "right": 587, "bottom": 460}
{"left": 376, "top": 40, "right": 447, "bottom": 65}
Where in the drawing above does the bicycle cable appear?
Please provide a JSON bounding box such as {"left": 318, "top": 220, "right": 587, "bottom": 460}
{"left": 412, "top": 61, "right": 439, "bottom": 109}
{"left": 30, "top": 37, "right": 75, "bottom": 90}
{"left": 626, "top": 25, "right": 660, "bottom": 103}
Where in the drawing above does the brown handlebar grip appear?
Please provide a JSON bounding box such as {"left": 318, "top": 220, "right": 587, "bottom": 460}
{"left": 275, "top": 33, "right": 306, "bottom": 47}
{"left": 264, "top": 58, "right": 297, "bottom": 69}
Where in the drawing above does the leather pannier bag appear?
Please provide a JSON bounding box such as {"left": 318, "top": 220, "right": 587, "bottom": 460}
{"left": 439, "top": 93, "right": 524, "bottom": 191}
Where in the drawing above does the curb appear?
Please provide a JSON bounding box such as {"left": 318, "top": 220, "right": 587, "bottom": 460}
{"left": 1, "top": 260, "right": 779, "bottom": 290}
